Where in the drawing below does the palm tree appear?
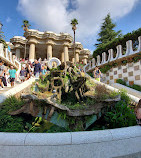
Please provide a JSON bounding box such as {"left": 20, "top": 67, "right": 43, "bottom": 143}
{"left": 71, "top": 18, "right": 78, "bottom": 65}
{"left": 21, "top": 20, "right": 31, "bottom": 60}
{"left": 21, "top": 20, "right": 31, "bottom": 31}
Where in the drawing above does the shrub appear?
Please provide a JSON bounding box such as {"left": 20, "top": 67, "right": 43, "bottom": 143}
{"left": 100, "top": 65, "right": 112, "bottom": 74}
{"left": 0, "top": 96, "right": 33, "bottom": 132}
{"left": 116, "top": 79, "right": 141, "bottom": 92}
{"left": 105, "top": 100, "right": 136, "bottom": 129}
{"left": 0, "top": 97, "right": 25, "bottom": 132}
{"left": 116, "top": 79, "right": 126, "bottom": 86}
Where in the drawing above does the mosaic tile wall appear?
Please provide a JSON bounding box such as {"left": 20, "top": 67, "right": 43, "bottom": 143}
{"left": 102, "top": 60, "right": 141, "bottom": 86}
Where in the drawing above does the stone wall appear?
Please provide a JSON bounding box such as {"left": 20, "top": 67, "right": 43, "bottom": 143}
{"left": 84, "top": 35, "right": 141, "bottom": 86}
{"left": 102, "top": 60, "right": 141, "bottom": 85}
{"left": 0, "top": 126, "right": 141, "bottom": 158}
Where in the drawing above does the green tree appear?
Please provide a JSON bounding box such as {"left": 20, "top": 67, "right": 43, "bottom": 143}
{"left": 21, "top": 20, "right": 31, "bottom": 31}
{"left": 0, "top": 24, "right": 7, "bottom": 47}
{"left": 95, "top": 13, "right": 122, "bottom": 48}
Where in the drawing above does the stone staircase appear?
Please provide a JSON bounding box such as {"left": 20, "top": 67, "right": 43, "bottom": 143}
{"left": 0, "top": 43, "right": 21, "bottom": 75}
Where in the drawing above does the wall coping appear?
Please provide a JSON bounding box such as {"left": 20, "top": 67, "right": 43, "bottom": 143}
{"left": 0, "top": 126, "right": 140, "bottom": 146}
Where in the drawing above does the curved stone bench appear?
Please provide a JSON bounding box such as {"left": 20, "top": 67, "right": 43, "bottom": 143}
{"left": 0, "top": 126, "right": 141, "bottom": 158}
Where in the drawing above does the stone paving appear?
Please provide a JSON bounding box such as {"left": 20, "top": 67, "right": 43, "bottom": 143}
{"left": 0, "top": 81, "right": 21, "bottom": 95}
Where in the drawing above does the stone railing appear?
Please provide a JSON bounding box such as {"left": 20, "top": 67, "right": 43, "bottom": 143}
{"left": 0, "top": 43, "right": 21, "bottom": 73}
{"left": 84, "top": 36, "right": 141, "bottom": 72}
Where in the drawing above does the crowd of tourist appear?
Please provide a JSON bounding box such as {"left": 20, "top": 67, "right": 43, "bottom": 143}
{"left": 0, "top": 57, "right": 88, "bottom": 90}
{"left": 0, "top": 58, "right": 50, "bottom": 90}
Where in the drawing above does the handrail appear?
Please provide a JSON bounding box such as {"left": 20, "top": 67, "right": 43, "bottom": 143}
{"left": 85, "top": 36, "right": 141, "bottom": 72}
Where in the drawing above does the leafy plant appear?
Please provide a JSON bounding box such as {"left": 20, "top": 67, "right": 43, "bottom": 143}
{"left": 116, "top": 79, "right": 126, "bottom": 86}
{"left": 100, "top": 64, "right": 112, "bottom": 74}
{"left": 104, "top": 100, "right": 136, "bottom": 129}
{"left": 93, "top": 27, "right": 141, "bottom": 58}
{"left": 116, "top": 79, "right": 141, "bottom": 92}
{"left": 0, "top": 97, "right": 25, "bottom": 132}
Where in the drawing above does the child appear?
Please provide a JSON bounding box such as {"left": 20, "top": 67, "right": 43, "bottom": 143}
{"left": 19, "top": 66, "right": 26, "bottom": 82}
{"left": 9, "top": 66, "right": 17, "bottom": 87}
{"left": 41, "top": 66, "right": 47, "bottom": 75}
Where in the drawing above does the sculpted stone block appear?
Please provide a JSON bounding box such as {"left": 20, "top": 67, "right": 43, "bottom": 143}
{"left": 135, "top": 75, "right": 140, "bottom": 80}
{"left": 114, "top": 71, "right": 117, "bottom": 75}
{"left": 123, "top": 68, "right": 127, "bottom": 73}
{"left": 118, "top": 74, "right": 122, "bottom": 78}
{"left": 128, "top": 71, "right": 133, "bottom": 76}
{"left": 134, "top": 65, "right": 139, "bottom": 71}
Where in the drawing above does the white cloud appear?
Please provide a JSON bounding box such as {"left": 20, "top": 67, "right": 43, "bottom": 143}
{"left": 17, "top": 0, "right": 139, "bottom": 52}
{"left": 6, "top": 17, "right": 12, "bottom": 23}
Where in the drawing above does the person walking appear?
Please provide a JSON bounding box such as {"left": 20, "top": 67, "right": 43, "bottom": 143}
{"left": 0, "top": 61, "right": 5, "bottom": 89}
{"left": 93, "top": 66, "right": 101, "bottom": 82}
{"left": 25, "top": 64, "right": 31, "bottom": 80}
{"left": 19, "top": 66, "right": 26, "bottom": 82}
{"left": 9, "top": 66, "right": 17, "bottom": 87}
{"left": 34, "top": 60, "right": 41, "bottom": 78}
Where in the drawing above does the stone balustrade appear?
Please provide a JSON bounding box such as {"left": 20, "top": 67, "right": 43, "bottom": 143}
{"left": 0, "top": 43, "right": 21, "bottom": 73}
{"left": 84, "top": 36, "right": 141, "bottom": 72}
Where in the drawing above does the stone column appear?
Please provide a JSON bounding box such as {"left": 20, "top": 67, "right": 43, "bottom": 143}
{"left": 16, "top": 48, "right": 21, "bottom": 59}
{"left": 47, "top": 44, "right": 52, "bottom": 60}
{"left": 63, "top": 45, "right": 69, "bottom": 62}
{"left": 61, "top": 52, "right": 64, "bottom": 63}
{"left": 29, "top": 43, "right": 36, "bottom": 63}
{"left": 75, "top": 52, "right": 79, "bottom": 63}
{"left": 83, "top": 58, "right": 87, "bottom": 65}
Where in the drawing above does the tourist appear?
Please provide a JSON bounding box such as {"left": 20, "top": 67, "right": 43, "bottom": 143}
{"left": 34, "top": 60, "right": 41, "bottom": 78}
{"left": 0, "top": 61, "right": 5, "bottom": 89}
{"left": 9, "top": 66, "right": 17, "bottom": 87}
{"left": 5, "top": 67, "right": 11, "bottom": 87}
{"left": 135, "top": 99, "right": 141, "bottom": 125}
{"left": 2, "top": 70, "right": 7, "bottom": 87}
{"left": 25, "top": 64, "right": 31, "bottom": 80}
{"left": 41, "top": 66, "right": 47, "bottom": 75}
{"left": 93, "top": 66, "right": 101, "bottom": 82}
{"left": 19, "top": 66, "right": 26, "bottom": 82}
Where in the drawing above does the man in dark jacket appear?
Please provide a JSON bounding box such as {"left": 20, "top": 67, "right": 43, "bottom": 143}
{"left": 34, "top": 60, "right": 41, "bottom": 78}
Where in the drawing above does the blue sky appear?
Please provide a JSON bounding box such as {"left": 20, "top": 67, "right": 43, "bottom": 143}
{"left": 0, "top": 0, "right": 141, "bottom": 53}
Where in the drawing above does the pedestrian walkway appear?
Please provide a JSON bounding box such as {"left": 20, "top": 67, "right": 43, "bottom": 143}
{"left": 0, "top": 81, "right": 21, "bottom": 94}
{"left": 111, "top": 83, "right": 141, "bottom": 99}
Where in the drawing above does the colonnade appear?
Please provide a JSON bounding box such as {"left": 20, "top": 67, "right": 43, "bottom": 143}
{"left": 15, "top": 42, "right": 81, "bottom": 63}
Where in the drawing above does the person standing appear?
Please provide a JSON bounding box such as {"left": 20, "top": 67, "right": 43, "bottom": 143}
{"left": 34, "top": 60, "right": 41, "bottom": 78}
{"left": 93, "top": 66, "right": 101, "bottom": 82}
{"left": 0, "top": 61, "right": 5, "bottom": 89}
{"left": 25, "top": 64, "right": 31, "bottom": 80}
{"left": 9, "top": 66, "right": 17, "bottom": 87}
{"left": 41, "top": 66, "right": 47, "bottom": 75}
{"left": 19, "top": 66, "right": 26, "bottom": 82}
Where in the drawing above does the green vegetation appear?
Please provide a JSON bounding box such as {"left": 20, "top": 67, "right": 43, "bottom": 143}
{"left": 93, "top": 27, "right": 141, "bottom": 58}
{"left": 99, "top": 56, "right": 141, "bottom": 74}
{"left": 21, "top": 20, "right": 31, "bottom": 31}
{"left": 0, "top": 25, "right": 7, "bottom": 48}
{"left": 100, "top": 64, "right": 112, "bottom": 74}
{"left": 0, "top": 97, "right": 30, "bottom": 132}
{"left": 95, "top": 13, "right": 122, "bottom": 49}
{"left": 90, "top": 90, "right": 136, "bottom": 130}
{"left": 116, "top": 79, "right": 141, "bottom": 92}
